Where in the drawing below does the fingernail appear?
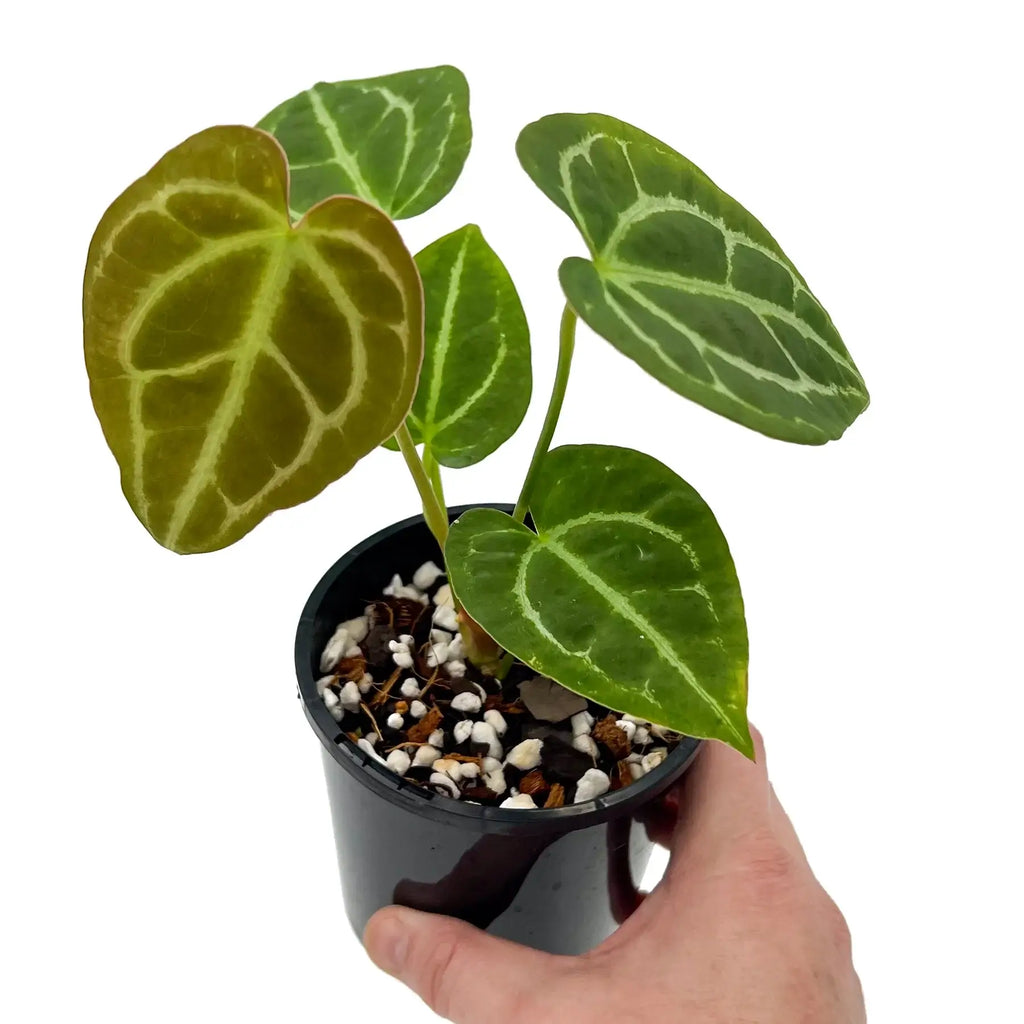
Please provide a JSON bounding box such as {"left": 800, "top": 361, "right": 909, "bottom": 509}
{"left": 365, "top": 909, "right": 411, "bottom": 976}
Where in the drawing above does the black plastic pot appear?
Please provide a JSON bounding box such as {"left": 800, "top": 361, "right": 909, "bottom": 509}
{"left": 295, "top": 505, "right": 702, "bottom": 955}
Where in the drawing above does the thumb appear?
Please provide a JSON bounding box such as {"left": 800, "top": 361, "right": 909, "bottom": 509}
{"left": 364, "top": 906, "right": 559, "bottom": 1023}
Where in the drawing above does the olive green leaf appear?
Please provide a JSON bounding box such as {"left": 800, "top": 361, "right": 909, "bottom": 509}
{"left": 259, "top": 66, "right": 471, "bottom": 220}
{"left": 446, "top": 445, "right": 752, "bottom": 755}
{"left": 516, "top": 113, "right": 868, "bottom": 444}
{"left": 83, "top": 125, "right": 423, "bottom": 554}
{"left": 402, "top": 224, "right": 531, "bottom": 468}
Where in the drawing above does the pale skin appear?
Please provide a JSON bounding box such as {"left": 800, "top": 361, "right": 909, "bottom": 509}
{"left": 364, "top": 727, "right": 865, "bottom": 1024}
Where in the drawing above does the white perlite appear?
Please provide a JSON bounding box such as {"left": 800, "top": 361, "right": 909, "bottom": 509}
{"left": 482, "top": 756, "right": 502, "bottom": 774}
{"left": 316, "top": 675, "right": 334, "bottom": 697}
{"left": 400, "top": 678, "right": 421, "bottom": 699}
{"left": 433, "top": 583, "right": 454, "bottom": 608}
{"left": 386, "top": 750, "right": 411, "bottom": 775}
{"left": 357, "top": 673, "right": 374, "bottom": 695}
{"left": 429, "top": 772, "right": 460, "bottom": 798}
{"left": 616, "top": 719, "right": 637, "bottom": 744}
{"left": 506, "top": 739, "right": 543, "bottom": 772}
{"left": 392, "top": 650, "right": 414, "bottom": 669}
{"left": 319, "top": 626, "right": 349, "bottom": 672}
{"left": 339, "top": 681, "right": 361, "bottom": 712}
{"left": 413, "top": 745, "right": 441, "bottom": 767}
{"left": 413, "top": 561, "right": 444, "bottom": 590}
{"left": 425, "top": 642, "right": 449, "bottom": 668}
{"left": 453, "top": 720, "right": 473, "bottom": 745}
{"left": 572, "top": 734, "right": 599, "bottom": 759}
{"left": 340, "top": 616, "right": 369, "bottom": 645}
{"left": 574, "top": 768, "right": 611, "bottom": 804}
{"left": 323, "top": 687, "right": 343, "bottom": 722}
{"left": 570, "top": 710, "right": 594, "bottom": 737}
{"left": 430, "top": 628, "right": 452, "bottom": 644}
{"left": 386, "top": 713, "right": 404, "bottom": 730}
{"left": 447, "top": 634, "right": 465, "bottom": 660}
{"left": 433, "top": 758, "right": 461, "bottom": 779}
{"left": 357, "top": 738, "right": 387, "bottom": 765}
{"left": 451, "top": 691, "right": 481, "bottom": 714}
{"left": 634, "top": 726, "right": 651, "bottom": 746}
{"left": 433, "top": 604, "right": 458, "bottom": 632}
{"left": 428, "top": 729, "right": 445, "bottom": 748}
{"left": 483, "top": 709, "right": 507, "bottom": 736}
{"left": 500, "top": 793, "right": 537, "bottom": 809}
{"left": 642, "top": 749, "right": 668, "bottom": 774}
{"left": 409, "top": 700, "right": 427, "bottom": 719}
{"left": 484, "top": 768, "right": 507, "bottom": 795}
{"left": 447, "top": 659, "right": 467, "bottom": 679}
{"left": 471, "top": 721, "right": 503, "bottom": 760}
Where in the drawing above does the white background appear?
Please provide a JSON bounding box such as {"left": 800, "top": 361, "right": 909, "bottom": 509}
{"left": 2, "top": 2, "right": 1020, "bottom": 1021}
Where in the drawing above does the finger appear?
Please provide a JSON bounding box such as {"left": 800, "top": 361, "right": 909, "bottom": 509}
{"left": 364, "top": 906, "right": 561, "bottom": 1024}
{"left": 670, "top": 726, "right": 805, "bottom": 862}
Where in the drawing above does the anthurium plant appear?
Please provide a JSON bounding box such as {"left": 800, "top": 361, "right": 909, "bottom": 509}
{"left": 82, "top": 66, "right": 868, "bottom": 759}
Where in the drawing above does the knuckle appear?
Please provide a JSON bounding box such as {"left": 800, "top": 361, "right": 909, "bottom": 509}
{"left": 819, "top": 894, "right": 854, "bottom": 956}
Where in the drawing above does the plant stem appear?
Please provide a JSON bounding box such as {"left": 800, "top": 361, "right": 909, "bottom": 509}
{"left": 395, "top": 422, "right": 449, "bottom": 548}
{"left": 423, "top": 446, "right": 446, "bottom": 512}
{"left": 513, "top": 303, "right": 577, "bottom": 523}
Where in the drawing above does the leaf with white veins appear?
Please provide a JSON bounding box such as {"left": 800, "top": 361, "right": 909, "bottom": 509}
{"left": 516, "top": 113, "right": 868, "bottom": 444}
{"left": 259, "top": 66, "right": 471, "bottom": 220}
{"left": 403, "top": 224, "right": 531, "bottom": 468}
{"left": 83, "top": 125, "right": 423, "bottom": 553}
{"left": 446, "top": 445, "right": 752, "bottom": 755}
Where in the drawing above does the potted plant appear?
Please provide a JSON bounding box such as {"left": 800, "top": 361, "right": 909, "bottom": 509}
{"left": 82, "top": 65, "right": 868, "bottom": 955}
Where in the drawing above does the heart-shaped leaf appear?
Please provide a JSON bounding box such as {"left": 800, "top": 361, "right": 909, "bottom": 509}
{"left": 259, "top": 66, "right": 471, "bottom": 220}
{"left": 445, "top": 445, "right": 752, "bottom": 755}
{"left": 402, "top": 224, "right": 531, "bottom": 468}
{"left": 83, "top": 125, "right": 423, "bottom": 554}
{"left": 516, "top": 113, "right": 868, "bottom": 445}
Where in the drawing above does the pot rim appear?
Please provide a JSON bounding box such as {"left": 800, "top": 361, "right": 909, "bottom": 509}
{"left": 295, "top": 504, "right": 703, "bottom": 836}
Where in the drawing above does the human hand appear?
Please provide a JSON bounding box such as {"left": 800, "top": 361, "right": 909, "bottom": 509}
{"left": 364, "top": 728, "right": 864, "bottom": 1023}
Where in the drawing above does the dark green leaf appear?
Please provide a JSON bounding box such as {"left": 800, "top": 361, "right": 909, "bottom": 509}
{"left": 446, "top": 445, "right": 752, "bottom": 754}
{"left": 259, "top": 66, "right": 471, "bottom": 220}
{"left": 517, "top": 113, "right": 868, "bottom": 444}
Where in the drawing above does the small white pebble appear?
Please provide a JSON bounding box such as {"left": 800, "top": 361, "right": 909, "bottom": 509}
{"left": 340, "top": 616, "right": 369, "bottom": 645}
{"left": 398, "top": 634, "right": 415, "bottom": 647}
{"left": 482, "top": 756, "right": 502, "bottom": 773}
{"left": 433, "top": 604, "right": 458, "bottom": 631}
{"left": 616, "top": 719, "right": 637, "bottom": 743}
{"left": 484, "top": 767, "right": 507, "bottom": 795}
{"left": 453, "top": 720, "right": 473, "bottom": 745}
{"left": 413, "top": 745, "right": 441, "bottom": 767}
{"left": 428, "top": 729, "right": 445, "bottom": 748}
{"left": 323, "top": 688, "right": 339, "bottom": 709}
{"left": 400, "top": 678, "right": 421, "bottom": 699}
{"left": 570, "top": 710, "right": 595, "bottom": 737}
{"left": 319, "top": 626, "right": 350, "bottom": 672}
{"left": 447, "top": 659, "right": 467, "bottom": 679}
{"left": 633, "top": 726, "right": 651, "bottom": 746}
{"left": 413, "top": 560, "right": 444, "bottom": 590}
{"left": 383, "top": 574, "right": 403, "bottom": 597}
{"left": 429, "top": 772, "right": 460, "bottom": 798}
{"left": 339, "top": 681, "right": 361, "bottom": 712}
{"left": 322, "top": 688, "right": 344, "bottom": 722}
{"left": 625, "top": 752, "right": 643, "bottom": 764}
{"left": 574, "top": 768, "right": 611, "bottom": 804}
{"left": 344, "top": 645, "right": 362, "bottom": 659}
{"left": 460, "top": 763, "right": 480, "bottom": 779}
{"left": 650, "top": 724, "right": 672, "bottom": 741}
{"left": 385, "top": 750, "right": 411, "bottom": 775}
{"left": 433, "top": 583, "right": 454, "bottom": 608}
{"left": 316, "top": 675, "right": 335, "bottom": 697}
{"left": 501, "top": 793, "right": 537, "bottom": 809}
{"left": 448, "top": 634, "right": 465, "bottom": 660}
{"left": 396, "top": 585, "right": 428, "bottom": 604}
{"left": 392, "top": 651, "right": 414, "bottom": 669}
{"left": 451, "top": 691, "right": 482, "bottom": 714}
{"left": 409, "top": 700, "right": 427, "bottom": 719}
{"left": 357, "top": 737, "right": 387, "bottom": 764}
{"left": 357, "top": 672, "right": 374, "bottom": 694}
{"left": 506, "top": 739, "right": 543, "bottom": 772}
{"left": 388, "top": 639, "right": 408, "bottom": 653}
{"left": 425, "top": 642, "right": 449, "bottom": 667}
{"left": 572, "top": 734, "right": 599, "bottom": 759}
{"left": 642, "top": 749, "right": 668, "bottom": 774}
{"left": 386, "top": 713, "right": 404, "bottom": 731}
{"left": 471, "top": 721, "right": 503, "bottom": 760}
{"left": 483, "top": 710, "right": 507, "bottom": 736}
{"left": 628, "top": 762, "right": 645, "bottom": 781}
{"left": 430, "top": 628, "right": 452, "bottom": 644}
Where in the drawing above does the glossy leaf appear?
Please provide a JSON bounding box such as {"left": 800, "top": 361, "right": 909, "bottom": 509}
{"left": 446, "top": 445, "right": 752, "bottom": 754}
{"left": 259, "top": 66, "right": 471, "bottom": 220}
{"left": 401, "top": 224, "right": 531, "bottom": 468}
{"left": 83, "top": 125, "right": 423, "bottom": 554}
{"left": 516, "top": 113, "right": 868, "bottom": 444}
